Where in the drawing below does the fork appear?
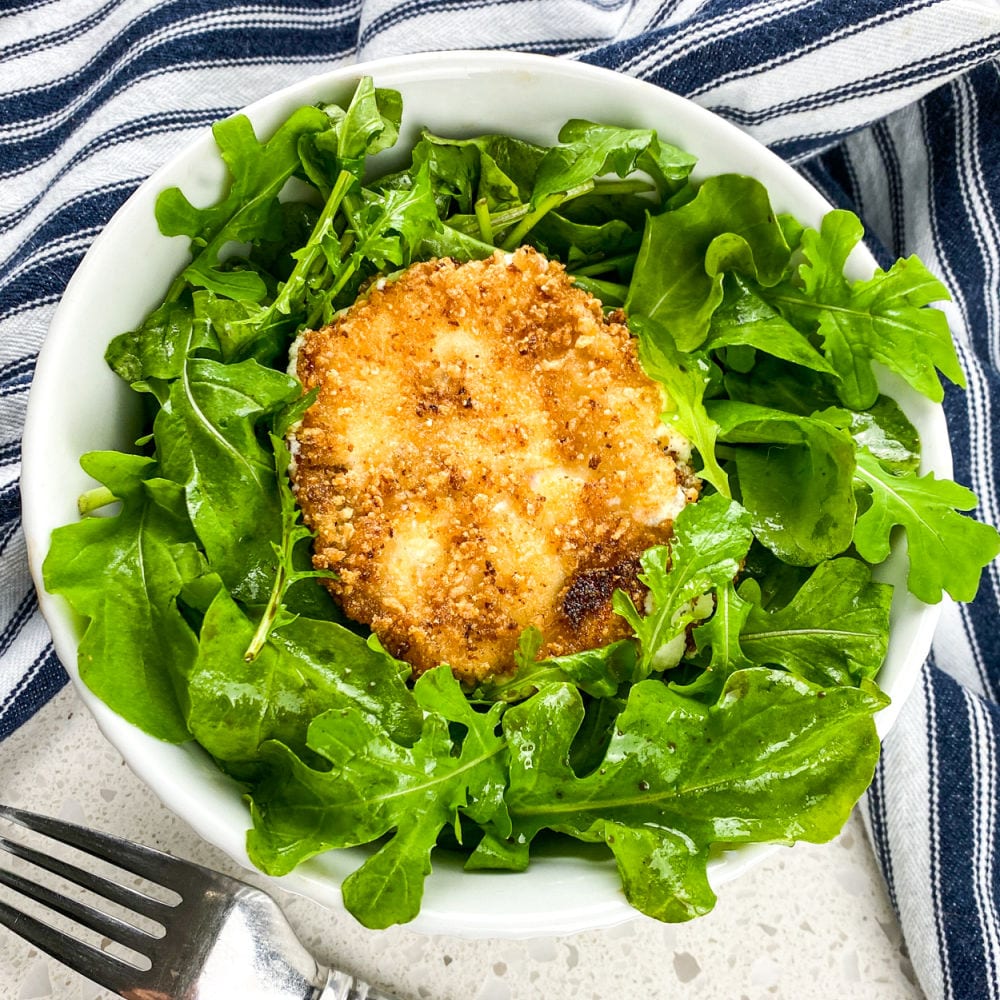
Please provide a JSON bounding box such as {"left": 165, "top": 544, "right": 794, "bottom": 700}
{"left": 0, "top": 804, "right": 399, "bottom": 999}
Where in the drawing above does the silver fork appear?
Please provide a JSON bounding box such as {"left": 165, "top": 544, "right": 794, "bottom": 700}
{"left": 0, "top": 804, "right": 399, "bottom": 999}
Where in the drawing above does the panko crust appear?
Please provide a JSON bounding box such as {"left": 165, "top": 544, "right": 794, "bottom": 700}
{"left": 291, "top": 247, "right": 699, "bottom": 683}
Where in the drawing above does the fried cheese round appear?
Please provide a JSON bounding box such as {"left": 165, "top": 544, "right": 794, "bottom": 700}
{"left": 290, "top": 247, "right": 699, "bottom": 683}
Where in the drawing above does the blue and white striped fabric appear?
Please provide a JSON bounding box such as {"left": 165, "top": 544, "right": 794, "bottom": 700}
{"left": 2, "top": 2, "right": 999, "bottom": 996}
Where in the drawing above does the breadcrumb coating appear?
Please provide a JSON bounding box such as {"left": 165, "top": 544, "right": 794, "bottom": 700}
{"left": 290, "top": 247, "right": 699, "bottom": 683}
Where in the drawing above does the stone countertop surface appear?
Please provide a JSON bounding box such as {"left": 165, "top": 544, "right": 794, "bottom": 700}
{"left": 0, "top": 684, "right": 921, "bottom": 1000}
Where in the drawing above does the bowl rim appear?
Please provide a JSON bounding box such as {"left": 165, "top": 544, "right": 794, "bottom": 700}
{"left": 22, "top": 48, "right": 946, "bottom": 938}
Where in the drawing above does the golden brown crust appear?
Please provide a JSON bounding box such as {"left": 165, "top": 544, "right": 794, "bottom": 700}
{"left": 290, "top": 247, "right": 699, "bottom": 683}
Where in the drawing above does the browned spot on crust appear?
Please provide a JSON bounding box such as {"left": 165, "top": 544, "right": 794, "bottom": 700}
{"left": 290, "top": 247, "right": 699, "bottom": 683}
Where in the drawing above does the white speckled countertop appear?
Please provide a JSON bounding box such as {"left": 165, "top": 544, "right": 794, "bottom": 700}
{"left": 0, "top": 683, "right": 921, "bottom": 1000}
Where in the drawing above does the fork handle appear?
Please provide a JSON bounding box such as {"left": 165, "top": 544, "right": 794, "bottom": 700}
{"left": 319, "top": 968, "right": 401, "bottom": 1000}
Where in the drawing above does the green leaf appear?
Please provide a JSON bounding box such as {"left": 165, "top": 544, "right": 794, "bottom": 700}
{"left": 472, "top": 626, "right": 640, "bottom": 702}
{"left": 246, "top": 666, "right": 508, "bottom": 928}
{"left": 401, "top": 134, "right": 480, "bottom": 215}
{"left": 841, "top": 396, "right": 921, "bottom": 475}
{"left": 42, "top": 452, "right": 199, "bottom": 742}
{"left": 739, "top": 540, "right": 812, "bottom": 611}
{"left": 626, "top": 175, "right": 791, "bottom": 351}
{"left": 464, "top": 830, "right": 531, "bottom": 871}
{"left": 710, "top": 399, "right": 858, "bottom": 565}
{"left": 766, "top": 210, "right": 965, "bottom": 409}
{"left": 105, "top": 298, "right": 216, "bottom": 389}
{"left": 298, "top": 85, "right": 401, "bottom": 199}
{"left": 355, "top": 165, "right": 441, "bottom": 270}
{"left": 190, "top": 289, "right": 301, "bottom": 368}
{"left": 413, "top": 130, "right": 547, "bottom": 208}
{"left": 685, "top": 580, "right": 756, "bottom": 687}
{"left": 536, "top": 212, "right": 638, "bottom": 271}
{"left": 602, "top": 823, "right": 715, "bottom": 923}
{"left": 340, "top": 819, "right": 439, "bottom": 928}
{"left": 242, "top": 431, "right": 334, "bottom": 659}
{"left": 533, "top": 120, "right": 695, "bottom": 204}
{"left": 156, "top": 105, "right": 334, "bottom": 301}
{"left": 705, "top": 275, "right": 835, "bottom": 374}
{"left": 336, "top": 78, "right": 402, "bottom": 174}
{"left": 723, "top": 354, "right": 840, "bottom": 416}
{"left": 632, "top": 316, "right": 729, "bottom": 496}
{"left": 613, "top": 493, "right": 753, "bottom": 672}
{"left": 736, "top": 558, "right": 892, "bottom": 687}
{"left": 414, "top": 221, "right": 497, "bottom": 263}
{"left": 853, "top": 449, "right": 1000, "bottom": 602}
{"left": 153, "top": 357, "right": 300, "bottom": 603}
{"left": 503, "top": 669, "right": 887, "bottom": 922}
{"left": 187, "top": 588, "right": 420, "bottom": 767}
{"left": 308, "top": 163, "right": 439, "bottom": 326}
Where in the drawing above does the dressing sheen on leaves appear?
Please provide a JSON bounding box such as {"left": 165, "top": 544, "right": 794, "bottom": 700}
{"left": 42, "top": 76, "right": 998, "bottom": 929}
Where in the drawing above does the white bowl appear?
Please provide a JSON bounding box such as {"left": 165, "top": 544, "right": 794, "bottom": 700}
{"left": 21, "top": 50, "right": 948, "bottom": 938}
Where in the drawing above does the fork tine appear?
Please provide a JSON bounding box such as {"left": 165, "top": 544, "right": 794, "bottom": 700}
{"left": 0, "top": 804, "right": 205, "bottom": 895}
{"left": 0, "top": 831, "right": 173, "bottom": 923}
{"left": 0, "top": 896, "right": 139, "bottom": 997}
{"left": 0, "top": 864, "right": 159, "bottom": 957}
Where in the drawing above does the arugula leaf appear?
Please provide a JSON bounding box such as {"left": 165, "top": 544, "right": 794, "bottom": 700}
{"left": 632, "top": 316, "right": 729, "bottom": 496}
{"left": 296, "top": 163, "right": 440, "bottom": 329}
{"left": 464, "top": 830, "right": 532, "bottom": 872}
{"left": 613, "top": 493, "right": 753, "bottom": 671}
{"left": 241, "top": 432, "right": 335, "bottom": 660}
{"left": 189, "top": 288, "right": 302, "bottom": 369}
{"left": 853, "top": 449, "right": 1000, "bottom": 603}
{"left": 42, "top": 452, "right": 200, "bottom": 742}
{"left": 333, "top": 77, "right": 403, "bottom": 178}
{"left": 685, "top": 580, "right": 755, "bottom": 683}
{"left": 383, "top": 134, "right": 478, "bottom": 216}
{"left": 419, "top": 230, "right": 498, "bottom": 265}
{"left": 843, "top": 396, "right": 921, "bottom": 475}
{"left": 413, "top": 130, "right": 547, "bottom": 208}
{"left": 723, "top": 357, "right": 921, "bottom": 474}
{"left": 532, "top": 120, "right": 695, "bottom": 205}
{"left": 765, "top": 210, "right": 965, "bottom": 409}
{"left": 298, "top": 86, "right": 401, "bottom": 199}
{"left": 734, "top": 558, "right": 892, "bottom": 687}
{"left": 739, "top": 540, "right": 812, "bottom": 611}
{"left": 704, "top": 275, "right": 834, "bottom": 374}
{"left": 378, "top": 129, "right": 547, "bottom": 250}
{"left": 153, "top": 357, "right": 300, "bottom": 603}
{"left": 679, "top": 558, "right": 890, "bottom": 695}
{"left": 351, "top": 165, "right": 440, "bottom": 271}
{"left": 723, "top": 353, "right": 839, "bottom": 416}
{"left": 472, "top": 626, "right": 640, "bottom": 702}
{"left": 710, "top": 399, "right": 858, "bottom": 565}
{"left": 156, "top": 105, "right": 334, "bottom": 302}
{"left": 246, "top": 666, "right": 508, "bottom": 927}
{"left": 626, "top": 175, "right": 791, "bottom": 351}
{"left": 503, "top": 669, "right": 887, "bottom": 922}
{"left": 187, "top": 587, "right": 420, "bottom": 769}
{"left": 536, "top": 212, "right": 638, "bottom": 272}
{"left": 105, "top": 298, "right": 216, "bottom": 390}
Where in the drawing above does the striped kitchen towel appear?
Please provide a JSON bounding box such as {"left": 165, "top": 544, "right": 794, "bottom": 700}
{"left": 2, "top": 2, "right": 999, "bottom": 997}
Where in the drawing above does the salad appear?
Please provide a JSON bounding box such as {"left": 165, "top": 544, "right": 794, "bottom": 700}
{"left": 43, "top": 77, "right": 1000, "bottom": 929}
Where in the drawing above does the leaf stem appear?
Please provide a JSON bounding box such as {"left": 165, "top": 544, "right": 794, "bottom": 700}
{"left": 245, "top": 551, "right": 288, "bottom": 661}
{"left": 267, "top": 168, "right": 355, "bottom": 321}
{"left": 474, "top": 197, "right": 494, "bottom": 244}
{"left": 78, "top": 486, "right": 117, "bottom": 516}
{"left": 500, "top": 181, "right": 594, "bottom": 251}
{"left": 570, "top": 252, "right": 637, "bottom": 278}
{"left": 163, "top": 272, "right": 188, "bottom": 304}
{"left": 591, "top": 178, "right": 656, "bottom": 196}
